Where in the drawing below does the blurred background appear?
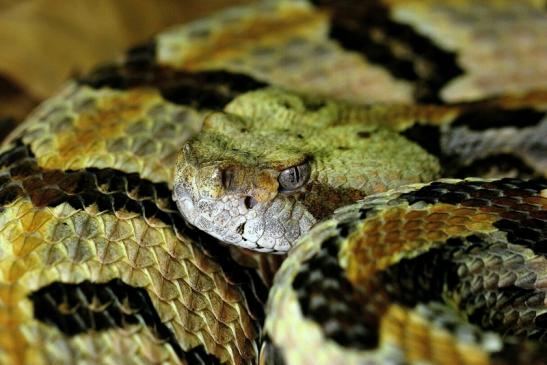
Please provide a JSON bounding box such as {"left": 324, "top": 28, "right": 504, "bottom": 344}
{"left": 0, "top": 0, "right": 255, "bottom": 121}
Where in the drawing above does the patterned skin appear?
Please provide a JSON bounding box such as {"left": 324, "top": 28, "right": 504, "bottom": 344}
{"left": 174, "top": 89, "right": 442, "bottom": 252}
{"left": 264, "top": 179, "right": 547, "bottom": 365}
{"left": 174, "top": 88, "right": 547, "bottom": 252}
{"left": 0, "top": 1, "right": 546, "bottom": 365}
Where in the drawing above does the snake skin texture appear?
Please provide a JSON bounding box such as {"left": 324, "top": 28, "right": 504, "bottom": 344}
{"left": 174, "top": 88, "right": 547, "bottom": 252}
{"left": 0, "top": 0, "right": 546, "bottom": 364}
{"left": 0, "top": 141, "right": 269, "bottom": 364}
{"left": 265, "top": 178, "right": 547, "bottom": 365}
{"left": 174, "top": 89, "right": 445, "bottom": 252}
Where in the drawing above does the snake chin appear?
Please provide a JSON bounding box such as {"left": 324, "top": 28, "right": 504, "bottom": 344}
{"left": 174, "top": 192, "right": 316, "bottom": 253}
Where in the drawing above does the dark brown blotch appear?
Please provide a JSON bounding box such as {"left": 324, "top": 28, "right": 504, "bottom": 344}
{"left": 293, "top": 236, "right": 380, "bottom": 350}
{"left": 29, "top": 279, "right": 222, "bottom": 364}
{"left": 310, "top": 0, "right": 463, "bottom": 101}
{"left": 79, "top": 58, "right": 267, "bottom": 110}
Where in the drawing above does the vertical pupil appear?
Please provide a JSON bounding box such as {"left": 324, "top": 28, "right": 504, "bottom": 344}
{"left": 291, "top": 167, "right": 300, "bottom": 184}
{"left": 280, "top": 164, "right": 308, "bottom": 190}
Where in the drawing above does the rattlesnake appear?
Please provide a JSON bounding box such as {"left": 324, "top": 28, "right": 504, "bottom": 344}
{"left": 0, "top": 1, "right": 546, "bottom": 365}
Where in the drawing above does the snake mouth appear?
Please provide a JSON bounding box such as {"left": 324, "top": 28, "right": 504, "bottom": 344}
{"left": 173, "top": 191, "right": 317, "bottom": 253}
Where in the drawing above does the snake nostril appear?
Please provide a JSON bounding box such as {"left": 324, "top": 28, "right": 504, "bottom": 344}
{"left": 244, "top": 196, "right": 258, "bottom": 210}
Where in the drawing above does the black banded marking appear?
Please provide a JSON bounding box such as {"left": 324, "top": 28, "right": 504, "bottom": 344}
{"left": 401, "top": 123, "right": 442, "bottom": 157}
{"left": 311, "top": 0, "right": 463, "bottom": 102}
{"left": 78, "top": 41, "right": 267, "bottom": 109}
{"left": 383, "top": 235, "right": 547, "bottom": 341}
{"left": 451, "top": 108, "right": 546, "bottom": 131}
{"left": 0, "top": 117, "right": 18, "bottom": 143}
{"left": 400, "top": 104, "right": 546, "bottom": 179}
{"left": 449, "top": 154, "right": 537, "bottom": 180}
{"left": 292, "top": 235, "right": 380, "bottom": 350}
{"left": 0, "top": 141, "right": 269, "bottom": 322}
{"left": 294, "top": 180, "right": 546, "bottom": 350}
{"left": 29, "top": 279, "right": 221, "bottom": 364}
{"left": 380, "top": 238, "right": 462, "bottom": 307}
{"left": 465, "top": 286, "right": 547, "bottom": 341}
{"left": 125, "top": 41, "right": 157, "bottom": 69}
{"left": 80, "top": 65, "right": 268, "bottom": 110}
{"left": 398, "top": 178, "right": 547, "bottom": 255}
{"left": 397, "top": 179, "right": 546, "bottom": 206}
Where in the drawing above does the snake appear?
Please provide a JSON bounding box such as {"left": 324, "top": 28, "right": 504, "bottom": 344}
{"left": 0, "top": 0, "right": 546, "bottom": 364}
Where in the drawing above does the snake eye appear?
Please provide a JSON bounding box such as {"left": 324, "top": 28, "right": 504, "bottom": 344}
{"left": 278, "top": 162, "right": 310, "bottom": 191}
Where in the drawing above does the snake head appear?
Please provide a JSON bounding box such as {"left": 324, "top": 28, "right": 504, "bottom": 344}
{"left": 173, "top": 111, "right": 317, "bottom": 253}
{"left": 173, "top": 89, "right": 440, "bottom": 253}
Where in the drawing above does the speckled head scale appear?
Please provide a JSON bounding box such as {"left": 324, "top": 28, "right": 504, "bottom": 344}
{"left": 173, "top": 88, "right": 440, "bottom": 252}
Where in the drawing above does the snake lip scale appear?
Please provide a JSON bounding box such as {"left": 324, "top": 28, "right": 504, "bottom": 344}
{"left": 1, "top": 1, "right": 547, "bottom": 365}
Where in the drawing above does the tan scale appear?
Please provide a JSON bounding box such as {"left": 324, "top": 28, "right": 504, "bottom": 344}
{"left": 340, "top": 202, "right": 499, "bottom": 284}
{"left": 157, "top": 0, "right": 414, "bottom": 103}
{"left": 380, "top": 305, "right": 491, "bottom": 365}
{"left": 265, "top": 180, "right": 547, "bottom": 365}
{"left": 384, "top": 0, "right": 547, "bottom": 101}
{"left": 9, "top": 85, "right": 205, "bottom": 186}
{"left": 0, "top": 198, "right": 257, "bottom": 365}
{"left": 0, "top": 1, "right": 546, "bottom": 364}
{"left": 21, "top": 324, "right": 183, "bottom": 365}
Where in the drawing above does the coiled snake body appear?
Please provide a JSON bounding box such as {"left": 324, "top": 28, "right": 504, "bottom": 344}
{"left": 0, "top": 1, "right": 546, "bottom": 364}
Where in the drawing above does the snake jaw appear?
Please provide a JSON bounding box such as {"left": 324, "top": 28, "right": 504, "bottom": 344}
{"left": 174, "top": 183, "right": 317, "bottom": 252}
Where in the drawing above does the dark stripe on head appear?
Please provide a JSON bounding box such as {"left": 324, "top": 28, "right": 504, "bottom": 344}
{"left": 77, "top": 41, "right": 268, "bottom": 109}
{"left": 0, "top": 141, "right": 269, "bottom": 321}
{"left": 292, "top": 235, "right": 379, "bottom": 350}
{"left": 310, "top": 0, "right": 463, "bottom": 102}
{"left": 302, "top": 184, "right": 366, "bottom": 221}
{"left": 451, "top": 108, "right": 545, "bottom": 131}
{"left": 29, "top": 279, "right": 221, "bottom": 364}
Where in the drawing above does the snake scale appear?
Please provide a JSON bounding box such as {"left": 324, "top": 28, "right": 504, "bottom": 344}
{"left": 1, "top": 0, "right": 546, "bottom": 364}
